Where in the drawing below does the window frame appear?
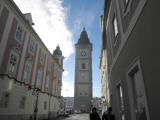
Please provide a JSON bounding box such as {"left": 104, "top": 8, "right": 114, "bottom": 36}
{"left": 8, "top": 50, "right": 19, "bottom": 74}
{"left": 15, "top": 25, "right": 24, "bottom": 44}
{"left": 112, "top": 14, "right": 119, "bottom": 45}
{"left": 121, "top": 0, "right": 132, "bottom": 16}
{"left": 126, "top": 57, "right": 150, "bottom": 120}
{"left": 45, "top": 75, "right": 50, "bottom": 92}
{"left": 116, "top": 83, "right": 125, "bottom": 120}
{"left": 82, "top": 63, "right": 86, "bottom": 69}
{"left": 23, "top": 60, "right": 32, "bottom": 83}
{"left": 36, "top": 69, "right": 43, "bottom": 89}
{"left": 28, "top": 38, "right": 36, "bottom": 55}
{"left": 40, "top": 50, "right": 45, "bottom": 64}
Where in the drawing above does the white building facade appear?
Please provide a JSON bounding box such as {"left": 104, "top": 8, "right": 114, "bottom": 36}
{"left": 0, "top": 0, "right": 64, "bottom": 120}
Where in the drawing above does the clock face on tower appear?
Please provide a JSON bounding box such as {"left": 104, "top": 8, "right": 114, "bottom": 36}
{"left": 81, "top": 51, "right": 86, "bottom": 56}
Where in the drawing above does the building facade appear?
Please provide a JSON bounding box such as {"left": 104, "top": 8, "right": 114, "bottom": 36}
{"left": 101, "top": 0, "right": 160, "bottom": 120}
{"left": 64, "top": 97, "right": 74, "bottom": 113}
{"left": 74, "top": 28, "right": 92, "bottom": 113}
{"left": 0, "top": 0, "right": 64, "bottom": 120}
{"left": 99, "top": 47, "right": 110, "bottom": 113}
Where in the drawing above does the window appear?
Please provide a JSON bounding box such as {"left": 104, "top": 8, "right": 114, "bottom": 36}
{"left": 40, "top": 50, "right": 45, "bottom": 64}
{"left": 23, "top": 61, "right": 32, "bottom": 83}
{"left": 82, "top": 63, "right": 85, "bottom": 69}
{"left": 117, "top": 84, "right": 125, "bottom": 120}
{"left": 28, "top": 39, "right": 36, "bottom": 55}
{"left": 124, "top": 0, "right": 129, "bottom": 5}
{"left": 15, "top": 25, "right": 24, "bottom": 43}
{"left": 47, "top": 62, "right": 51, "bottom": 72}
{"left": 19, "top": 96, "right": 26, "bottom": 109}
{"left": 8, "top": 51, "right": 19, "bottom": 73}
{"left": 45, "top": 76, "right": 50, "bottom": 92}
{"left": 36, "top": 69, "right": 43, "bottom": 89}
{"left": 127, "top": 60, "right": 148, "bottom": 120}
{"left": 122, "top": 0, "right": 132, "bottom": 15}
{"left": 0, "top": 92, "right": 10, "bottom": 108}
{"left": 113, "top": 15, "right": 118, "bottom": 38}
{"left": 44, "top": 101, "right": 47, "bottom": 110}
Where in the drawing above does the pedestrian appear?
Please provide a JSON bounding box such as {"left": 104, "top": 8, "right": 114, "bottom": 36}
{"left": 102, "top": 107, "right": 115, "bottom": 120}
{"left": 89, "top": 107, "right": 101, "bottom": 120}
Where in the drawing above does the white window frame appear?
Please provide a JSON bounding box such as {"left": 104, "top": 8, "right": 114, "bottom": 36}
{"left": 15, "top": 25, "right": 24, "bottom": 44}
{"left": 126, "top": 57, "right": 150, "bottom": 120}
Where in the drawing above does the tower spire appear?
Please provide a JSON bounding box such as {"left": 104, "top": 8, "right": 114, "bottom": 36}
{"left": 83, "top": 26, "right": 85, "bottom": 31}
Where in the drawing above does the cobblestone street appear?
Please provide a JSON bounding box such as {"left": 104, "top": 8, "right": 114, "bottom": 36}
{"left": 59, "top": 114, "right": 90, "bottom": 120}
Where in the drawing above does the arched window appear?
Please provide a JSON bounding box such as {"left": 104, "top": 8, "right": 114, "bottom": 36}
{"left": 23, "top": 61, "right": 32, "bottom": 83}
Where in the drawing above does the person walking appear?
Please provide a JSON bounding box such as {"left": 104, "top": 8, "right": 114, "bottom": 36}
{"left": 102, "top": 107, "right": 115, "bottom": 120}
{"left": 90, "top": 107, "right": 101, "bottom": 120}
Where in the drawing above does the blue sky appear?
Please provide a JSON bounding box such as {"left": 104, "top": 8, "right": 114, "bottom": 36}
{"left": 62, "top": 0, "right": 103, "bottom": 97}
{"left": 13, "top": 0, "right": 103, "bottom": 97}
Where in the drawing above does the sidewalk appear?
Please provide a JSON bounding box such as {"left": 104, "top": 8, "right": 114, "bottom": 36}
{"left": 43, "top": 115, "right": 69, "bottom": 120}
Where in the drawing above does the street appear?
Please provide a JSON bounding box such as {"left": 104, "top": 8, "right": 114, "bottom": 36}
{"left": 59, "top": 114, "right": 90, "bottom": 120}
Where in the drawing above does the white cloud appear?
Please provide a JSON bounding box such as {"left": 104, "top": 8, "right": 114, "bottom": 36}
{"left": 63, "top": 70, "right": 69, "bottom": 77}
{"left": 13, "top": 0, "right": 74, "bottom": 59}
{"left": 61, "top": 79, "right": 74, "bottom": 97}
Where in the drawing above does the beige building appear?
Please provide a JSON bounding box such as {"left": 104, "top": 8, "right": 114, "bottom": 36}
{"left": 74, "top": 28, "right": 92, "bottom": 113}
{"left": 99, "top": 48, "right": 110, "bottom": 113}
{"left": 0, "top": 0, "right": 64, "bottom": 120}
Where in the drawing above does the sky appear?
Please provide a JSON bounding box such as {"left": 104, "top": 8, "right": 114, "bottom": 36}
{"left": 13, "top": 0, "right": 103, "bottom": 97}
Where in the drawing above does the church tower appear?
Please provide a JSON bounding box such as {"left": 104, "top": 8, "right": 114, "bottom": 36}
{"left": 74, "top": 28, "right": 92, "bottom": 113}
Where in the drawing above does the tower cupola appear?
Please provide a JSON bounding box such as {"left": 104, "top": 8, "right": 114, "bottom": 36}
{"left": 53, "top": 45, "right": 62, "bottom": 56}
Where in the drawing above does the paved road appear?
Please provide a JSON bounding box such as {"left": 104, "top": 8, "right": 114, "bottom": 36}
{"left": 60, "top": 114, "right": 90, "bottom": 120}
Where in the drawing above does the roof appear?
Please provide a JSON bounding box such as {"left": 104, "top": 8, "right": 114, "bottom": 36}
{"left": 53, "top": 45, "right": 62, "bottom": 56}
{"left": 77, "top": 27, "right": 91, "bottom": 45}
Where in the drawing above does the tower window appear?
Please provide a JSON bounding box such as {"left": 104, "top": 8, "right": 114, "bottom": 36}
{"left": 82, "top": 63, "right": 85, "bottom": 69}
